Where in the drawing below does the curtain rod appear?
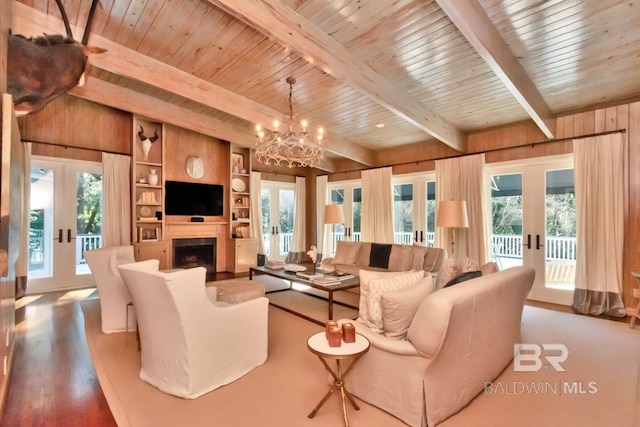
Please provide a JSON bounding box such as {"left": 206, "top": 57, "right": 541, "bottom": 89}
{"left": 328, "top": 128, "right": 627, "bottom": 176}
{"left": 22, "top": 138, "right": 129, "bottom": 157}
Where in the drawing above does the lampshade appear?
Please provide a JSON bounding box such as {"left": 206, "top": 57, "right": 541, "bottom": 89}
{"left": 436, "top": 200, "right": 469, "bottom": 228}
{"left": 324, "top": 204, "right": 345, "bottom": 225}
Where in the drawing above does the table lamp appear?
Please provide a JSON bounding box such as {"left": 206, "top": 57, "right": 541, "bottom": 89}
{"left": 324, "top": 204, "right": 345, "bottom": 257}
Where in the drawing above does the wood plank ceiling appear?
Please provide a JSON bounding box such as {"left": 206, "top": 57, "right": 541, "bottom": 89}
{"left": 11, "top": 0, "right": 640, "bottom": 171}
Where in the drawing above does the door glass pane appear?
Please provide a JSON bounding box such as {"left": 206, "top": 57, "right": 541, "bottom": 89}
{"left": 279, "top": 189, "right": 294, "bottom": 257}
{"left": 29, "top": 168, "right": 54, "bottom": 279}
{"left": 261, "top": 189, "right": 271, "bottom": 256}
{"left": 352, "top": 188, "right": 361, "bottom": 242}
{"left": 76, "top": 172, "right": 102, "bottom": 274}
{"left": 426, "top": 181, "right": 436, "bottom": 246}
{"left": 491, "top": 173, "right": 524, "bottom": 270}
{"left": 545, "top": 169, "right": 576, "bottom": 290}
{"left": 393, "top": 184, "right": 413, "bottom": 244}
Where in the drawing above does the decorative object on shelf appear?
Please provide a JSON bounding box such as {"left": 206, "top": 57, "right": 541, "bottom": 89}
{"left": 137, "top": 125, "right": 159, "bottom": 161}
{"left": 436, "top": 200, "right": 469, "bottom": 258}
{"left": 231, "top": 177, "right": 246, "bottom": 192}
{"left": 148, "top": 169, "right": 159, "bottom": 186}
{"left": 186, "top": 156, "right": 204, "bottom": 178}
{"left": 140, "top": 206, "right": 152, "bottom": 217}
{"left": 231, "top": 153, "right": 243, "bottom": 174}
{"left": 255, "top": 77, "right": 325, "bottom": 168}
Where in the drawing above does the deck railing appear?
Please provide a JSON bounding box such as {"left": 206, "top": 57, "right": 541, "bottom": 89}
{"left": 29, "top": 232, "right": 101, "bottom": 268}
{"left": 253, "top": 231, "right": 577, "bottom": 263}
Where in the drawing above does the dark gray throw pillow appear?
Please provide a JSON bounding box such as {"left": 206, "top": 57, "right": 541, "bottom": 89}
{"left": 444, "top": 270, "right": 482, "bottom": 288}
{"left": 369, "top": 243, "right": 393, "bottom": 269}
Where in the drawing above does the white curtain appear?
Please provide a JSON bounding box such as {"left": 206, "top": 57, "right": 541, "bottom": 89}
{"left": 572, "top": 133, "right": 626, "bottom": 317}
{"left": 435, "top": 154, "right": 488, "bottom": 263}
{"left": 316, "top": 175, "right": 328, "bottom": 262}
{"left": 250, "top": 171, "right": 266, "bottom": 255}
{"left": 15, "top": 142, "right": 31, "bottom": 297}
{"left": 285, "top": 177, "right": 306, "bottom": 263}
{"left": 361, "top": 167, "right": 394, "bottom": 243}
{"left": 102, "top": 153, "right": 131, "bottom": 247}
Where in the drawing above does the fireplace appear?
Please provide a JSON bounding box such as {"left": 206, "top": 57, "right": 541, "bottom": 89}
{"left": 172, "top": 238, "right": 216, "bottom": 274}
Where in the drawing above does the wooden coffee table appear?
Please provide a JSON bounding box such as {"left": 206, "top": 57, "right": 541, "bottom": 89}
{"left": 250, "top": 265, "right": 359, "bottom": 320}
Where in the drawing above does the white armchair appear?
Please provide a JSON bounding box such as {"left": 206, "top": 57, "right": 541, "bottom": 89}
{"left": 117, "top": 260, "right": 269, "bottom": 399}
{"left": 84, "top": 245, "right": 137, "bottom": 333}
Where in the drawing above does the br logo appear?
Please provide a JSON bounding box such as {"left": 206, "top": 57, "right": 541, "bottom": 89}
{"left": 513, "top": 344, "right": 568, "bottom": 372}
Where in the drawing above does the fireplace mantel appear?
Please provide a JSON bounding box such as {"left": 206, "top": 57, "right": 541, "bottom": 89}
{"left": 165, "top": 221, "right": 228, "bottom": 272}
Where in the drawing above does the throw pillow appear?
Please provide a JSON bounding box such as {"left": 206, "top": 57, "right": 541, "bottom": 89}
{"left": 369, "top": 243, "right": 393, "bottom": 269}
{"left": 381, "top": 275, "right": 434, "bottom": 339}
{"left": 388, "top": 245, "right": 413, "bottom": 271}
{"left": 332, "top": 241, "right": 360, "bottom": 265}
{"left": 444, "top": 270, "right": 482, "bottom": 288}
{"left": 358, "top": 269, "right": 418, "bottom": 329}
{"left": 459, "top": 256, "right": 480, "bottom": 273}
{"left": 435, "top": 257, "right": 460, "bottom": 290}
{"left": 480, "top": 262, "right": 500, "bottom": 275}
{"left": 410, "top": 244, "right": 429, "bottom": 271}
{"left": 366, "top": 270, "right": 425, "bottom": 332}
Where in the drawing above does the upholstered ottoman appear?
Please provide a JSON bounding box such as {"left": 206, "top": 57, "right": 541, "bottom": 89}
{"left": 208, "top": 280, "right": 265, "bottom": 304}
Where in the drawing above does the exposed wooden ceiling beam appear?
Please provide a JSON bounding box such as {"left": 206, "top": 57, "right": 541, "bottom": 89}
{"left": 11, "top": 3, "right": 363, "bottom": 168}
{"left": 436, "top": 0, "right": 556, "bottom": 139}
{"left": 209, "top": 0, "right": 467, "bottom": 153}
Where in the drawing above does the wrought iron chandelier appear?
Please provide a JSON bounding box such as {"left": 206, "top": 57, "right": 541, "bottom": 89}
{"left": 255, "top": 77, "right": 325, "bottom": 168}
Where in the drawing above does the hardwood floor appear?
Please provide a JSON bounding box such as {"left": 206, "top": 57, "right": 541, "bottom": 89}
{"left": 2, "top": 289, "right": 116, "bottom": 427}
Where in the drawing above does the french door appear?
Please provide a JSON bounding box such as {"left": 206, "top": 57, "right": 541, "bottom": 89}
{"left": 487, "top": 155, "right": 575, "bottom": 305}
{"left": 28, "top": 157, "right": 102, "bottom": 293}
{"left": 261, "top": 181, "right": 295, "bottom": 261}
{"left": 392, "top": 173, "right": 436, "bottom": 246}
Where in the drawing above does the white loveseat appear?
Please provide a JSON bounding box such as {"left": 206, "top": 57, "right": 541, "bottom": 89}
{"left": 338, "top": 266, "right": 535, "bottom": 426}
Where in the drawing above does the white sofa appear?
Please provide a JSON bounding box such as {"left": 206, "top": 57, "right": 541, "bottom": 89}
{"left": 322, "top": 241, "right": 446, "bottom": 276}
{"left": 338, "top": 266, "right": 535, "bottom": 426}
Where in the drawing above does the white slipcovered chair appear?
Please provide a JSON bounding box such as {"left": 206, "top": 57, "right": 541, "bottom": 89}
{"left": 84, "top": 245, "right": 137, "bottom": 333}
{"left": 117, "top": 260, "right": 269, "bottom": 399}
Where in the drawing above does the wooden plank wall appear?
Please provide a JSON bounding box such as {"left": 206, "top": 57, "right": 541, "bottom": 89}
{"left": 18, "top": 96, "right": 131, "bottom": 161}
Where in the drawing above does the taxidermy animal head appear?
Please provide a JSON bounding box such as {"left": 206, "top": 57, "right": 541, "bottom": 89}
{"left": 7, "top": 0, "right": 106, "bottom": 116}
{"left": 137, "top": 126, "right": 159, "bottom": 143}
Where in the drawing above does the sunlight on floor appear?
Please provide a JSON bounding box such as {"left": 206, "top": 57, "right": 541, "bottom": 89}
{"left": 55, "top": 288, "right": 98, "bottom": 306}
{"left": 15, "top": 295, "right": 42, "bottom": 310}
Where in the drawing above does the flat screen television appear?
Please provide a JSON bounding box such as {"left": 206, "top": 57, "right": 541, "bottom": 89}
{"left": 165, "top": 181, "right": 224, "bottom": 216}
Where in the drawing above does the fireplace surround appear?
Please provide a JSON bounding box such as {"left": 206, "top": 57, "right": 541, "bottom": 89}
{"left": 172, "top": 238, "right": 216, "bottom": 274}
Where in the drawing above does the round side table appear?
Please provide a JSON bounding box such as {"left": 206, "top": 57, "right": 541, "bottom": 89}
{"left": 307, "top": 331, "right": 370, "bottom": 427}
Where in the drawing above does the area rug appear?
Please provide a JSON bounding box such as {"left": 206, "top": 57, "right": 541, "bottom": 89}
{"left": 81, "top": 299, "right": 404, "bottom": 427}
{"left": 82, "top": 299, "right": 640, "bottom": 427}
